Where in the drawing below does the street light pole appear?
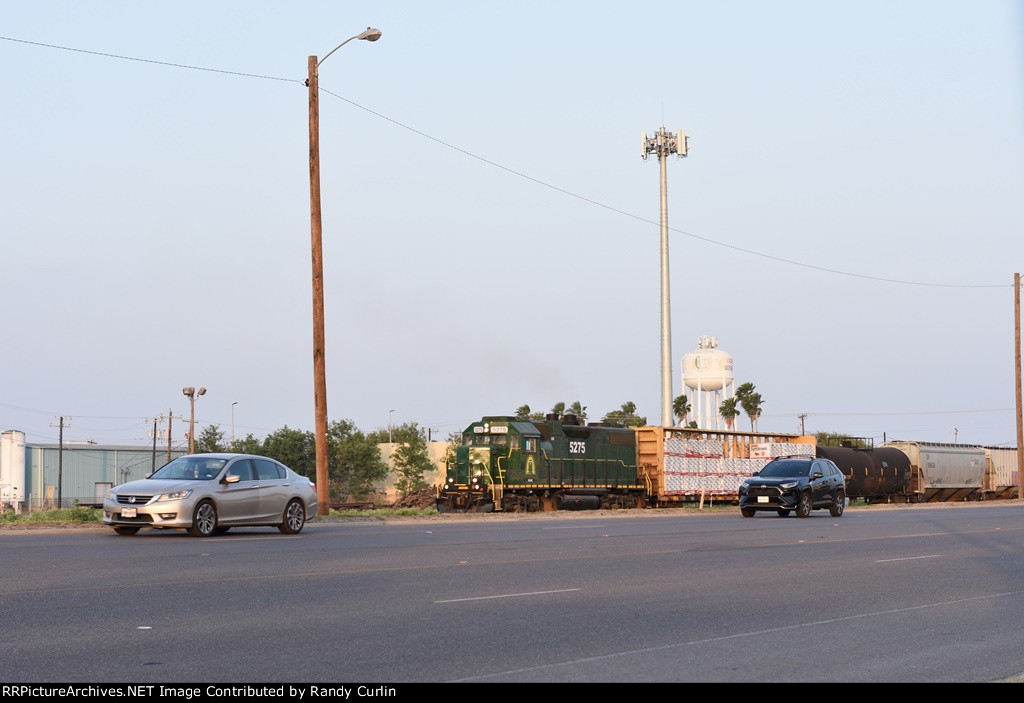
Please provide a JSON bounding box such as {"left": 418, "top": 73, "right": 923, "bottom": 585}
{"left": 307, "top": 27, "right": 381, "bottom": 517}
{"left": 182, "top": 386, "right": 206, "bottom": 454}
{"left": 389, "top": 409, "right": 396, "bottom": 444}
{"left": 231, "top": 401, "right": 238, "bottom": 449}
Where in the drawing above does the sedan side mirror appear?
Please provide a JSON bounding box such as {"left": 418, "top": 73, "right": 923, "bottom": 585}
{"left": 223, "top": 474, "right": 241, "bottom": 484}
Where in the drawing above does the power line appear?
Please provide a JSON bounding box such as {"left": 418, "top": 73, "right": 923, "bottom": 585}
{"left": 0, "top": 34, "right": 1011, "bottom": 292}
{"left": 0, "top": 36, "right": 301, "bottom": 83}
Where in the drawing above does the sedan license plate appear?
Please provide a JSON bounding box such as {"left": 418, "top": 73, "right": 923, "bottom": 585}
{"left": 121, "top": 507, "right": 137, "bottom": 518}
{"left": 757, "top": 496, "right": 769, "bottom": 503}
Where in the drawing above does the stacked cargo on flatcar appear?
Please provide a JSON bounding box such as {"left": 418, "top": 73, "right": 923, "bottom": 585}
{"left": 635, "top": 426, "right": 815, "bottom": 507}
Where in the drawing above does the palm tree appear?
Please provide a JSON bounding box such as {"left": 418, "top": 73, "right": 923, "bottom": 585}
{"left": 719, "top": 397, "right": 740, "bottom": 430}
{"left": 568, "top": 401, "right": 588, "bottom": 420}
{"left": 733, "top": 382, "right": 765, "bottom": 431}
{"left": 515, "top": 405, "right": 532, "bottom": 420}
{"left": 734, "top": 382, "right": 756, "bottom": 405}
{"left": 551, "top": 402, "right": 566, "bottom": 417}
{"left": 742, "top": 392, "right": 764, "bottom": 432}
{"left": 673, "top": 394, "right": 691, "bottom": 427}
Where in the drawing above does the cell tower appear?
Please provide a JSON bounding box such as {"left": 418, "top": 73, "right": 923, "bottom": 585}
{"left": 642, "top": 127, "right": 688, "bottom": 426}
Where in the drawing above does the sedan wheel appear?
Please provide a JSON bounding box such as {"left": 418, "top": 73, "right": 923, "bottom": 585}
{"left": 796, "top": 491, "right": 812, "bottom": 518}
{"left": 114, "top": 526, "right": 140, "bottom": 536}
{"left": 278, "top": 499, "right": 306, "bottom": 534}
{"left": 188, "top": 501, "right": 218, "bottom": 537}
{"left": 829, "top": 491, "right": 845, "bottom": 517}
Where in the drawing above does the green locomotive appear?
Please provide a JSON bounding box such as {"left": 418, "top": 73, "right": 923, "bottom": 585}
{"left": 436, "top": 414, "right": 646, "bottom": 512}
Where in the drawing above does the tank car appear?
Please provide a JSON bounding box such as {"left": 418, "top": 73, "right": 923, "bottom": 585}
{"left": 815, "top": 444, "right": 912, "bottom": 502}
{"left": 436, "top": 414, "right": 644, "bottom": 513}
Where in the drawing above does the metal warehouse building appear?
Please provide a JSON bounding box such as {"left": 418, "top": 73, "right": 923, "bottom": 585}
{"left": 1, "top": 429, "right": 188, "bottom": 510}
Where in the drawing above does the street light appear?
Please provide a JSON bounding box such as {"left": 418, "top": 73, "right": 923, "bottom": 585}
{"left": 389, "top": 409, "right": 396, "bottom": 444}
{"left": 231, "top": 401, "right": 238, "bottom": 449}
{"left": 307, "top": 27, "right": 382, "bottom": 517}
{"left": 182, "top": 386, "right": 206, "bottom": 453}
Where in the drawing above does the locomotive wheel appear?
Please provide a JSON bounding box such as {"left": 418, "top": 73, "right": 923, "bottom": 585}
{"left": 829, "top": 491, "right": 845, "bottom": 518}
{"left": 777, "top": 509, "right": 790, "bottom": 517}
{"left": 796, "top": 491, "right": 812, "bottom": 518}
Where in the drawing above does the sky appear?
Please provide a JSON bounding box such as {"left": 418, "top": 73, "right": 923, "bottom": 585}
{"left": 2, "top": 1, "right": 1022, "bottom": 450}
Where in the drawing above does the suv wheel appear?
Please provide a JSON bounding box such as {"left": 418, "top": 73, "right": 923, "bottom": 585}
{"left": 796, "top": 491, "right": 812, "bottom": 518}
{"left": 829, "top": 490, "right": 845, "bottom": 517}
{"left": 741, "top": 507, "right": 756, "bottom": 518}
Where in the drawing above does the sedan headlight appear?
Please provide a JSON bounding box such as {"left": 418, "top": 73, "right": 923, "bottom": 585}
{"left": 156, "top": 490, "right": 192, "bottom": 502}
{"left": 106, "top": 489, "right": 117, "bottom": 500}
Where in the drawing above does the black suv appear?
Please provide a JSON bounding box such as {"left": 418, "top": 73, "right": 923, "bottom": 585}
{"left": 738, "top": 456, "right": 846, "bottom": 518}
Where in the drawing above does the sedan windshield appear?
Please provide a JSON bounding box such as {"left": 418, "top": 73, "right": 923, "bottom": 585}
{"left": 150, "top": 457, "right": 228, "bottom": 481}
{"left": 757, "top": 460, "right": 810, "bottom": 478}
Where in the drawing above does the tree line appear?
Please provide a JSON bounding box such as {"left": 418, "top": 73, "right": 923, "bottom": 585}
{"left": 515, "top": 383, "right": 767, "bottom": 431}
{"left": 192, "top": 420, "right": 437, "bottom": 502}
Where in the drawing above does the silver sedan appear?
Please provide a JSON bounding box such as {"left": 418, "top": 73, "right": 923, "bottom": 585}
{"left": 102, "top": 453, "right": 318, "bottom": 536}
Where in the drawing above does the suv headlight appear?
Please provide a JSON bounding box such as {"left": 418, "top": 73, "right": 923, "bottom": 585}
{"left": 780, "top": 481, "right": 798, "bottom": 489}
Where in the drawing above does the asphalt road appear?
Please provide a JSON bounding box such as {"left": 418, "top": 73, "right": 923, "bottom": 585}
{"left": 2, "top": 502, "right": 1024, "bottom": 683}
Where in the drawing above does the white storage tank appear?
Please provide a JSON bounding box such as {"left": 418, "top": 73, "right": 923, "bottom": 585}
{"left": 681, "top": 336, "right": 735, "bottom": 429}
{"left": 1, "top": 429, "right": 27, "bottom": 509}
{"left": 682, "top": 338, "right": 733, "bottom": 392}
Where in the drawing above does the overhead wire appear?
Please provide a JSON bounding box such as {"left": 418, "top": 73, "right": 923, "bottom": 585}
{"left": 1, "top": 35, "right": 1010, "bottom": 290}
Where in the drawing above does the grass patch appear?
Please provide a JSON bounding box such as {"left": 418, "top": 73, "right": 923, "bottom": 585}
{"left": 1, "top": 506, "right": 103, "bottom": 524}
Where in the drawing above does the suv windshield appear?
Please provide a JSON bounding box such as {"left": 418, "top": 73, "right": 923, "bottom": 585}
{"left": 757, "top": 460, "right": 811, "bottom": 478}
{"left": 151, "top": 457, "right": 228, "bottom": 481}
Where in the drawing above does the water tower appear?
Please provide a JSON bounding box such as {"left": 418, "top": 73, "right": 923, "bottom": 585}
{"left": 681, "top": 336, "right": 735, "bottom": 430}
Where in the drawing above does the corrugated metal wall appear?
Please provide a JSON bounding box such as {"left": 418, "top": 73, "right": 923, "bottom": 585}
{"left": 26, "top": 445, "right": 189, "bottom": 508}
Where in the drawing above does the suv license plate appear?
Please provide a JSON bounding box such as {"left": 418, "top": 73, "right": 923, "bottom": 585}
{"left": 121, "top": 508, "right": 137, "bottom": 518}
{"left": 757, "top": 496, "right": 769, "bottom": 503}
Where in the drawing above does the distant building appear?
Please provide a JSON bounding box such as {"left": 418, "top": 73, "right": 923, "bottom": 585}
{"left": 1, "top": 429, "right": 189, "bottom": 511}
{"left": 0, "top": 429, "right": 452, "bottom": 511}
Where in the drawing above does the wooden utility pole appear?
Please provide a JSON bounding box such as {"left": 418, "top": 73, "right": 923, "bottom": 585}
{"left": 50, "top": 416, "right": 70, "bottom": 508}
{"left": 308, "top": 53, "right": 329, "bottom": 517}
{"left": 1015, "top": 273, "right": 1022, "bottom": 500}
{"left": 150, "top": 417, "right": 158, "bottom": 472}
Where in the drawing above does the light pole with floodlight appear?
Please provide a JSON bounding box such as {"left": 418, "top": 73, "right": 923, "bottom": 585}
{"left": 307, "top": 27, "right": 382, "bottom": 516}
{"left": 182, "top": 386, "right": 206, "bottom": 453}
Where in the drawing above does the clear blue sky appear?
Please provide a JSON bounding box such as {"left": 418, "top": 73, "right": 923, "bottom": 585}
{"left": 2, "top": 1, "right": 1022, "bottom": 448}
